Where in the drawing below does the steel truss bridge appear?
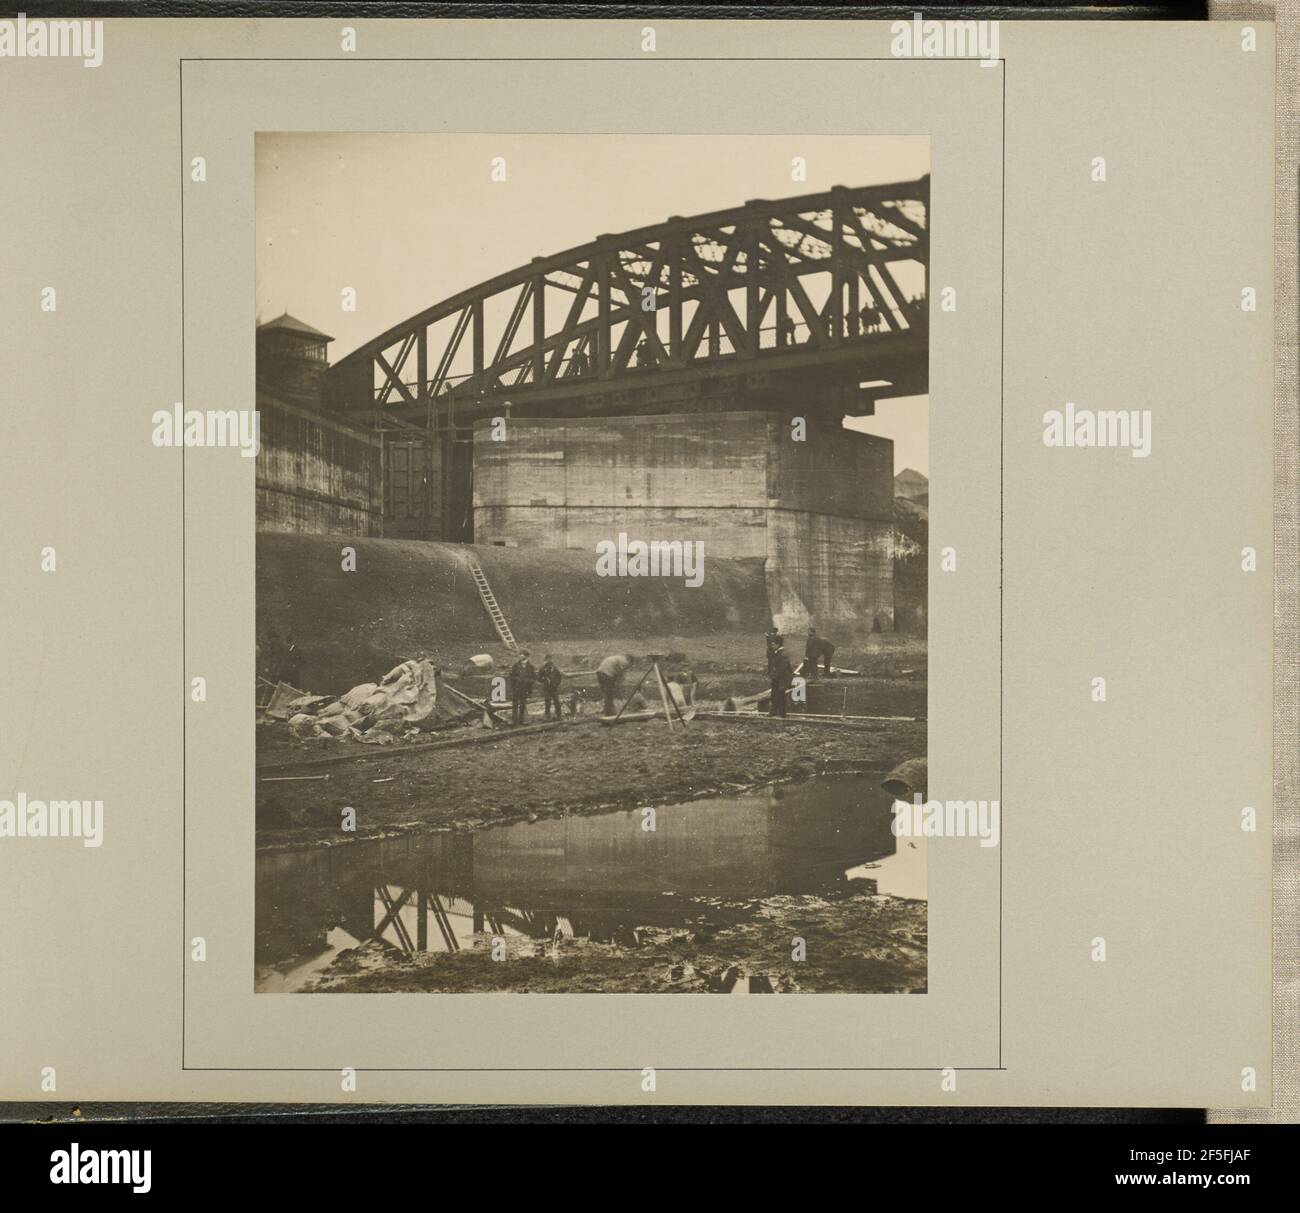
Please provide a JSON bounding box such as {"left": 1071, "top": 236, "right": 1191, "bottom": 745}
{"left": 326, "top": 177, "right": 929, "bottom": 429}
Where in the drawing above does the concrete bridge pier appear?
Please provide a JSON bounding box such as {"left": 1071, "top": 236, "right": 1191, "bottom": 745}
{"left": 471, "top": 409, "right": 896, "bottom": 634}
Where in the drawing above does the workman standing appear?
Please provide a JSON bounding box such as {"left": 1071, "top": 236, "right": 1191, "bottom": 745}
{"left": 509, "top": 650, "right": 537, "bottom": 725}
{"left": 765, "top": 627, "right": 783, "bottom": 678}
{"left": 768, "top": 643, "right": 794, "bottom": 718}
{"left": 537, "top": 655, "right": 564, "bottom": 721}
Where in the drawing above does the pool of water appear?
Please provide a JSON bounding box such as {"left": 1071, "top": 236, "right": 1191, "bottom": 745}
{"left": 255, "top": 772, "right": 926, "bottom": 992}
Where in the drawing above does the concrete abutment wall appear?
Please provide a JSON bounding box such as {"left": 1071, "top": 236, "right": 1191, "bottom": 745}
{"left": 472, "top": 411, "right": 896, "bottom": 633}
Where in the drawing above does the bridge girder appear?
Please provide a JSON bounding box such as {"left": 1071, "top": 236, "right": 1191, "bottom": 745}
{"left": 327, "top": 177, "right": 929, "bottom": 425}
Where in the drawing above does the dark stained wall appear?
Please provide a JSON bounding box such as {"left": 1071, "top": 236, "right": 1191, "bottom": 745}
{"left": 256, "top": 390, "right": 382, "bottom": 536}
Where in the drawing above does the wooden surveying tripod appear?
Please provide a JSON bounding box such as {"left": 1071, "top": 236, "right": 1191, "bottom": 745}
{"left": 605, "top": 660, "right": 691, "bottom": 731}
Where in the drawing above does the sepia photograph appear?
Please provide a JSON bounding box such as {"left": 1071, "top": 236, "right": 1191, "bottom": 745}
{"left": 252, "top": 132, "right": 931, "bottom": 994}
{"left": 0, "top": 3, "right": 1287, "bottom": 1149}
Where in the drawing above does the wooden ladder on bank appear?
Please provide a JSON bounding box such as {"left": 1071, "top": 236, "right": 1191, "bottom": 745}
{"left": 465, "top": 554, "right": 518, "bottom": 651}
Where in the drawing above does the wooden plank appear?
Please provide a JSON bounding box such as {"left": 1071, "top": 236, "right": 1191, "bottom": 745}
{"left": 695, "top": 710, "right": 919, "bottom": 725}
{"left": 600, "top": 709, "right": 660, "bottom": 726}
{"left": 257, "top": 715, "right": 602, "bottom": 774}
{"left": 441, "top": 680, "right": 508, "bottom": 726}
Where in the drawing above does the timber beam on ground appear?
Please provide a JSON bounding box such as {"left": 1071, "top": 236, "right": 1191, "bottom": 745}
{"left": 257, "top": 715, "right": 602, "bottom": 775}
{"left": 694, "top": 710, "right": 922, "bottom": 728}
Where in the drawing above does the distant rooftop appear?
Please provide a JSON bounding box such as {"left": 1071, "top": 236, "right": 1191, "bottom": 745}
{"left": 258, "top": 312, "right": 334, "bottom": 342}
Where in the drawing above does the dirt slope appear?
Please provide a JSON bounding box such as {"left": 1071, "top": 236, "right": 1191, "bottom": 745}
{"left": 257, "top": 534, "right": 770, "bottom": 693}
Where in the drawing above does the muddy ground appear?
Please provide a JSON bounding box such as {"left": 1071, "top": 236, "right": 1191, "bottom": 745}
{"left": 258, "top": 715, "right": 925, "bottom": 848}
{"left": 257, "top": 634, "right": 928, "bottom": 993}
{"left": 302, "top": 889, "right": 927, "bottom": 994}
{"left": 257, "top": 633, "right": 927, "bottom": 848}
{"left": 256, "top": 533, "right": 931, "bottom": 992}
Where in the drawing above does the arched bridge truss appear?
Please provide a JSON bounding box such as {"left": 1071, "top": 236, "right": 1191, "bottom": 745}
{"left": 327, "top": 177, "right": 929, "bottom": 427}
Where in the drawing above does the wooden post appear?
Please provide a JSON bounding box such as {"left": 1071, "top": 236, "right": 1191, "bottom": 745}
{"left": 653, "top": 662, "right": 677, "bottom": 731}
{"left": 610, "top": 662, "right": 655, "bottom": 722}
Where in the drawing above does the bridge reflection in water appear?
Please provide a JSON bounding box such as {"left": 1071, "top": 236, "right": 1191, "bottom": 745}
{"left": 255, "top": 773, "right": 918, "bottom": 991}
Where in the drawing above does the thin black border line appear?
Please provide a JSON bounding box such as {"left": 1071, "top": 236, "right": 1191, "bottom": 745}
{"left": 179, "top": 1057, "right": 1006, "bottom": 1075}
{"left": 998, "top": 55, "right": 1005, "bottom": 1071}
{"left": 180, "top": 52, "right": 1003, "bottom": 1076}
{"left": 180, "top": 56, "right": 187, "bottom": 1073}
{"left": 179, "top": 56, "right": 1001, "bottom": 61}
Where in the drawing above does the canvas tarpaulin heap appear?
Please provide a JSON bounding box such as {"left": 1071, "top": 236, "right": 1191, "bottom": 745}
{"left": 286, "top": 659, "right": 464, "bottom": 744}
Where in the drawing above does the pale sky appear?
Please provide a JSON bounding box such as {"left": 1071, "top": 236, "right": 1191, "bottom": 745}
{"left": 847, "top": 397, "right": 928, "bottom": 480}
{"left": 256, "top": 132, "right": 928, "bottom": 476}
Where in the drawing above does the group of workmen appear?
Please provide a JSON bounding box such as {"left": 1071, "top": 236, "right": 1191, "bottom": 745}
{"left": 502, "top": 651, "right": 567, "bottom": 724}
{"left": 504, "top": 651, "right": 644, "bottom": 723}
{"left": 765, "top": 627, "right": 837, "bottom": 717}
{"left": 503, "top": 627, "right": 837, "bottom": 725}
{"left": 505, "top": 651, "right": 700, "bottom": 724}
